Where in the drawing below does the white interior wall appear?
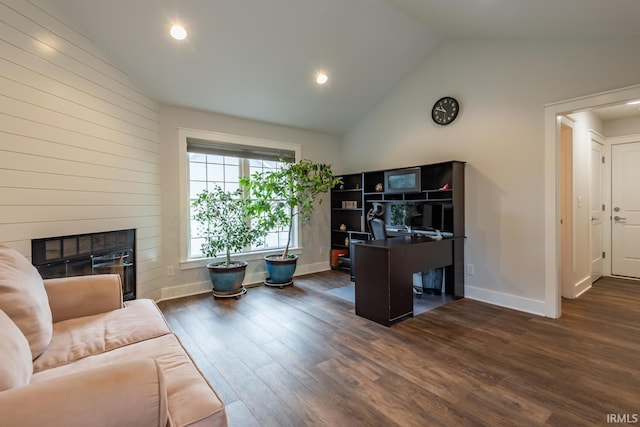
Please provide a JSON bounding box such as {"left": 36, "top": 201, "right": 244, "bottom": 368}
{"left": 0, "top": 0, "right": 163, "bottom": 299}
{"left": 343, "top": 38, "right": 640, "bottom": 316}
{"left": 5, "top": 3, "right": 640, "bottom": 308}
{"left": 158, "top": 105, "right": 342, "bottom": 299}
{"left": 603, "top": 116, "right": 640, "bottom": 137}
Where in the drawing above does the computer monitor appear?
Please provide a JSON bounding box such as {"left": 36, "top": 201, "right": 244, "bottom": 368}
{"left": 384, "top": 202, "right": 444, "bottom": 232}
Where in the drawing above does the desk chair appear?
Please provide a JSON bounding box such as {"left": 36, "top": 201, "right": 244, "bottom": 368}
{"left": 368, "top": 218, "right": 387, "bottom": 240}
{"left": 368, "top": 218, "right": 423, "bottom": 298}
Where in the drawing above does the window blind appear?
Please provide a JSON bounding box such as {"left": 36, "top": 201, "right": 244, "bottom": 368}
{"left": 187, "top": 138, "right": 295, "bottom": 161}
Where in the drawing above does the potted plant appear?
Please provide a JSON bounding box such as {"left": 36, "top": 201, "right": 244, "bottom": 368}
{"left": 242, "top": 159, "right": 342, "bottom": 287}
{"left": 192, "top": 186, "right": 265, "bottom": 298}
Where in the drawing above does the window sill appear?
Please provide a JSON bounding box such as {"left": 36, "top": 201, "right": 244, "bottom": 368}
{"left": 180, "top": 247, "right": 303, "bottom": 271}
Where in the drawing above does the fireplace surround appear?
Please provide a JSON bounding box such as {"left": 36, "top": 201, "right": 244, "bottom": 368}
{"left": 32, "top": 229, "right": 136, "bottom": 301}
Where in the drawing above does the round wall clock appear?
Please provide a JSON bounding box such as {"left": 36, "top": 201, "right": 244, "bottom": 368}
{"left": 431, "top": 96, "right": 460, "bottom": 126}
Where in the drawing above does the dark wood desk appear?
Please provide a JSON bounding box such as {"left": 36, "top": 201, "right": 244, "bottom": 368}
{"left": 353, "top": 236, "right": 463, "bottom": 326}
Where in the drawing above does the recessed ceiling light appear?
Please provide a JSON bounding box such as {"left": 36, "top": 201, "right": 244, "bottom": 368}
{"left": 626, "top": 100, "right": 640, "bottom": 105}
{"left": 170, "top": 25, "right": 187, "bottom": 40}
{"left": 316, "top": 73, "right": 328, "bottom": 85}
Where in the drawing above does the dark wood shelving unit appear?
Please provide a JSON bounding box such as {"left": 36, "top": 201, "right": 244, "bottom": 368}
{"left": 330, "top": 173, "right": 367, "bottom": 272}
{"left": 330, "top": 161, "right": 465, "bottom": 287}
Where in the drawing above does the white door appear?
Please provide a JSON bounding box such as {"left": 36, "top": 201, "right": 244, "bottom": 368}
{"left": 590, "top": 135, "right": 604, "bottom": 281}
{"left": 611, "top": 141, "right": 640, "bottom": 279}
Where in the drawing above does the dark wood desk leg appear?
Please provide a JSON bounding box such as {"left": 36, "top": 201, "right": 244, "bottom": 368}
{"left": 444, "top": 264, "right": 455, "bottom": 296}
{"left": 453, "top": 237, "right": 464, "bottom": 298}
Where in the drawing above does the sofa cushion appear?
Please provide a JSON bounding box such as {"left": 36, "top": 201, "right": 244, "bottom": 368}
{"left": 0, "top": 309, "right": 33, "bottom": 391}
{"left": 32, "top": 334, "right": 227, "bottom": 427}
{"left": 33, "top": 299, "right": 172, "bottom": 373}
{"left": 0, "top": 244, "right": 53, "bottom": 360}
{"left": 0, "top": 358, "right": 168, "bottom": 427}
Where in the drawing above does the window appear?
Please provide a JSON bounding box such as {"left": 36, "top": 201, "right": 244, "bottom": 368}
{"left": 246, "top": 159, "right": 291, "bottom": 251}
{"left": 181, "top": 130, "right": 300, "bottom": 262}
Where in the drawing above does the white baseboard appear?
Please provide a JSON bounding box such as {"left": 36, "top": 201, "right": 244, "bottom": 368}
{"left": 243, "top": 260, "right": 330, "bottom": 285}
{"left": 573, "top": 275, "right": 591, "bottom": 298}
{"left": 574, "top": 276, "right": 592, "bottom": 298}
{"left": 464, "top": 285, "right": 547, "bottom": 317}
{"left": 562, "top": 276, "right": 592, "bottom": 299}
{"left": 294, "top": 261, "right": 331, "bottom": 276}
{"left": 159, "top": 280, "right": 211, "bottom": 302}
{"left": 159, "top": 268, "right": 550, "bottom": 318}
{"left": 158, "top": 261, "right": 331, "bottom": 302}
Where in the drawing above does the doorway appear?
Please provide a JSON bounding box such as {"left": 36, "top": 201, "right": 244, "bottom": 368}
{"left": 544, "top": 84, "right": 640, "bottom": 318}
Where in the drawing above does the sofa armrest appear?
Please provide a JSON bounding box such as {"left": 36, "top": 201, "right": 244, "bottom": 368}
{"left": 0, "top": 358, "right": 167, "bottom": 427}
{"left": 44, "top": 274, "right": 123, "bottom": 323}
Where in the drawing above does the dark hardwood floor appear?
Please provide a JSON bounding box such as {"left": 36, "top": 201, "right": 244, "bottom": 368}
{"left": 158, "top": 272, "right": 640, "bottom": 427}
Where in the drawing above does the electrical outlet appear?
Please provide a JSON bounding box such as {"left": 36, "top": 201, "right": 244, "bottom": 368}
{"left": 166, "top": 265, "right": 175, "bottom": 277}
{"left": 319, "top": 247, "right": 326, "bottom": 256}
{"left": 466, "top": 264, "right": 475, "bottom": 276}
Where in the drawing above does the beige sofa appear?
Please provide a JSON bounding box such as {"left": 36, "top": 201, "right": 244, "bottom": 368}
{"left": 0, "top": 244, "right": 227, "bottom": 427}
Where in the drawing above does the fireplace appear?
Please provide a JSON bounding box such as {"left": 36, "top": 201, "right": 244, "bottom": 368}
{"left": 32, "top": 229, "right": 136, "bottom": 301}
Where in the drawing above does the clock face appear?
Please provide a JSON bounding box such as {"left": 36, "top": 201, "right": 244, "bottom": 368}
{"left": 431, "top": 96, "right": 459, "bottom": 126}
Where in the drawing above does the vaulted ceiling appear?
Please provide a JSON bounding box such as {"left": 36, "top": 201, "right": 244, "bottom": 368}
{"left": 38, "top": 0, "right": 640, "bottom": 135}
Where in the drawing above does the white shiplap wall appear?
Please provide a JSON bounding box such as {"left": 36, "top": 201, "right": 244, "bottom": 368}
{"left": 0, "top": 0, "right": 163, "bottom": 299}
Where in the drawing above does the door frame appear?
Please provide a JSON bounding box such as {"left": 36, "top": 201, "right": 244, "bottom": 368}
{"left": 544, "top": 83, "right": 640, "bottom": 318}
{"left": 559, "top": 116, "right": 575, "bottom": 298}
{"left": 589, "top": 130, "right": 605, "bottom": 283}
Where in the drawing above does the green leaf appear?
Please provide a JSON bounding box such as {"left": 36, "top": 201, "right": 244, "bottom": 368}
{"left": 242, "top": 159, "right": 342, "bottom": 258}
{"left": 191, "top": 186, "right": 267, "bottom": 265}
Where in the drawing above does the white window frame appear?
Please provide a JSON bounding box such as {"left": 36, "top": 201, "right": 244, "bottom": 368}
{"left": 178, "top": 128, "right": 302, "bottom": 271}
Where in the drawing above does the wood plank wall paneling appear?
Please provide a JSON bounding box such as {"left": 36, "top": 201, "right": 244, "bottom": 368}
{"left": 0, "top": 0, "right": 163, "bottom": 299}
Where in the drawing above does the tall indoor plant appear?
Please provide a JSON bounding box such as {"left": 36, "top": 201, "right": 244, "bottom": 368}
{"left": 242, "top": 159, "right": 342, "bottom": 286}
{"left": 192, "top": 186, "right": 264, "bottom": 297}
